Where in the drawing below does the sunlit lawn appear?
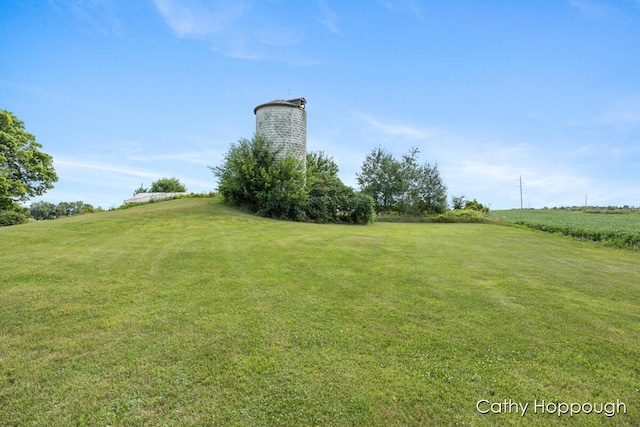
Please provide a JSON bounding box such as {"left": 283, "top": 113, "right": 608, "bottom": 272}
{"left": 1, "top": 198, "right": 638, "bottom": 426}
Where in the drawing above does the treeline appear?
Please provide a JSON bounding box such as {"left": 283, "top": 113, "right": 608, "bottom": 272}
{"left": 29, "top": 201, "right": 101, "bottom": 220}
{"left": 210, "top": 136, "right": 491, "bottom": 224}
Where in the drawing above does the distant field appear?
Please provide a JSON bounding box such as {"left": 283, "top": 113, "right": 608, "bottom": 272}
{"left": 494, "top": 209, "right": 640, "bottom": 249}
{"left": 1, "top": 198, "right": 639, "bottom": 426}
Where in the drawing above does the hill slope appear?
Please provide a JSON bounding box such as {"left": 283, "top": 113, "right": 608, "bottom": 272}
{"left": 1, "top": 198, "right": 639, "bottom": 425}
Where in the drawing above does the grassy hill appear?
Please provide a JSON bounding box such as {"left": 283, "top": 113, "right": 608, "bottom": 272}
{"left": 1, "top": 198, "right": 639, "bottom": 426}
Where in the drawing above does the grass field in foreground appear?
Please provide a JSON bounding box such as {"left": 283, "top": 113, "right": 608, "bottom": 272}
{"left": 1, "top": 198, "right": 639, "bottom": 426}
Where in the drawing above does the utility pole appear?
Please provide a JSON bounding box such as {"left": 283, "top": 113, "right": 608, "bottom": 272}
{"left": 585, "top": 194, "right": 588, "bottom": 207}
{"left": 519, "top": 175, "right": 523, "bottom": 209}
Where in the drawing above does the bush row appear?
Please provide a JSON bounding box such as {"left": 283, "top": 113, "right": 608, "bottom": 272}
{"left": 513, "top": 221, "right": 640, "bottom": 250}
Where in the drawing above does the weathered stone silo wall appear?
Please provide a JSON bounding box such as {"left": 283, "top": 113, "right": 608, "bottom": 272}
{"left": 254, "top": 98, "right": 307, "bottom": 164}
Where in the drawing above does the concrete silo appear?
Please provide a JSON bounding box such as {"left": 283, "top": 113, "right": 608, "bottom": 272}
{"left": 254, "top": 98, "right": 307, "bottom": 165}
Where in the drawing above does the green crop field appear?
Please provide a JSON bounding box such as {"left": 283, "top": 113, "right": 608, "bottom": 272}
{"left": 1, "top": 198, "right": 639, "bottom": 426}
{"left": 494, "top": 209, "right": 640, "bottom": 250}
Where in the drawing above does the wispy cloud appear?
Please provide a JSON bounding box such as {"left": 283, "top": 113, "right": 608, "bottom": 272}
{"left": 153, "top": 0, "right": 246, "bottom": 38}
{"left": 441, "top": 149, "right": 598, "bottom": 208}
{"left": 48, "top": 0, "right": 127, "bottom": 37}
{"left": 597, "top": 98, "right": 640, "bottom": 129}
{"left": 0, "top": 79, "right": 111, "bottom": 113}
{"left": 151, "top": 0, "right": 327, "bottom": 64}
{"left": 126, "top": 151, "right": 217, "bottom": 166}
{"left": 48, "top": 155, "right": 215, "bottom": 207}
{"left": 354, "top": 113, "right": 432, "bottom": 140}
{"left": 377, "top": 0, "right": 424, "bottom": 20}
{"left": 340, "top": 110, "right": 640, "bottom": 207}
{"left": 50, "top": 0, "right": 331, "bottom": 64}
{"left": 317, "top": 0, "right": 340, "bottom": 35}
{"left": 567, "top": 0, "right": 611, "bottom": 19}
{"left": 55, "top": 158, "right": 160, "bottom": 181}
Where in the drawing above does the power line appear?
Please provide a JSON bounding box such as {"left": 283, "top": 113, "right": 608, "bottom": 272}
{"left": 519, "top": 175, "right": 523, "bottom": 209}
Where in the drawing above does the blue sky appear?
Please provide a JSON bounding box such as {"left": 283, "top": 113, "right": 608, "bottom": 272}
{"left": 2, "top": 0, "right": 640, "bottom": 209}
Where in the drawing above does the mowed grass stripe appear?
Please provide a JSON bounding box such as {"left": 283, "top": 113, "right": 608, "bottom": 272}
{"left": 1, "top": 198, "right": 638, "bottom": 426}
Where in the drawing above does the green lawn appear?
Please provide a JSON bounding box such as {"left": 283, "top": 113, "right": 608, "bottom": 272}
{"left": 1, "top": 198, "right": 639, "bottom": 426}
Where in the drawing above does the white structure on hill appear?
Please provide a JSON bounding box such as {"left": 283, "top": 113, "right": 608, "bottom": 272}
{"left": 124, "top": 192, "right": 189, "bottom": 204}
{"left": 254, "top": 97, "right": 307, "bottom": 165}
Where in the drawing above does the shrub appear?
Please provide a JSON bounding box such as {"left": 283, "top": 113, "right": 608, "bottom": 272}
{"left": 436, "top": 209, "right": 490, "bottom": 223}
{"left": 0, "top": 210, "right": 28, "bottom": 226}
{"left": 464, "top": 199, "right": 489, "bottom": 213}
{"left": 305, "top": 176, "right": 375, "bottom": 225}
{"left": 211, "top": 135, "right": 307, "bottom": 220}
{"left": 345, "top": 192, "right": 376, "bottom": 225}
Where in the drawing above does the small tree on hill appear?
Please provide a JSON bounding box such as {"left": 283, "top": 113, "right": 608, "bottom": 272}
{"left": 451, "top": 195, "right": 466, "bottom": 210}
{"left": 133, "top": 182, "right": 148, "bottom": 195}
{"left": 150, "top": 177, "right": 186, "bottom": 193}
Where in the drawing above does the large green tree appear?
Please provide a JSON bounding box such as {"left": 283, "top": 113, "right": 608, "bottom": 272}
{"left": 0, "top": 110, "right": 58, "bottom": 211}
{"left": 357, "top": 146, "right": 447, "bottom": 215}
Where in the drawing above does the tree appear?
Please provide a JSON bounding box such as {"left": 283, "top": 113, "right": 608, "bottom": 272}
{"left": 405, "top": 160, "right": 448, "bottom": 215}
{"left": 451, "top": 195, "right": 466, "bottom": 210}
{"left": 29, "top": 201, "right": 57, "bottom": 220}
{"left": 0, "top": 110, "right": 58, "bottom": 211}
{"left": 306, "top": 151, "right": 339, "bottom": 186}
{"left": 149, "top": 177, "right": 186, "bottom": 193}
{"left": 356, "top": 147, "right": 403, "bottom": 213}
{"left": 133, "top": 182, "right": 148, "bottom": 195}
{"left": 357, "top": 147, "right": 447, "bottom": 215}
{"left": 210, "top": 134, "right": 307, "bottom": 220}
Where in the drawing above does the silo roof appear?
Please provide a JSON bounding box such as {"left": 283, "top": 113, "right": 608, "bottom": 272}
{"left": 254, "top": 97, "right": 306, "bottom": 114}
